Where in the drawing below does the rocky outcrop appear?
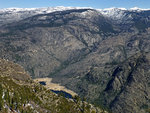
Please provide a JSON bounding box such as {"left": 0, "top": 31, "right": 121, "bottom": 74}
{"left": 0, "top": 58, "right": 31, "bottom": 81}
{"left": 101, "top": 53, "right": 150, "bottom": 113}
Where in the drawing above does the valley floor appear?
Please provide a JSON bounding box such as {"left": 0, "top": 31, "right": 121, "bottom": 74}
{"left": 34, "top": 77, "right": 77, "bottom": 96}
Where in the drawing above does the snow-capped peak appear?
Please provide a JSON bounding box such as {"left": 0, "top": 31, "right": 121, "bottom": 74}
{"left": 97, "top": 7, "right": 127, "bottom": 21}
{"left": 0, "top": 6, "right": 92, "bottom": 26}
{"left": 129, "top": 7, "right": 150, "bottom": 11}
{"left": 1, "top": 6, "right": 150, "bottom": 26}
{"left": 0, "top": 7, "right": 37, "bottom": 12}
{"left": 0, "top": 6, "right": 91, "bottom": 13}
{"left": 100, "top": 7, "right": 127, "bottom": 11}
{"left": 97, "top": 7, "right": 150, "bottom": 21}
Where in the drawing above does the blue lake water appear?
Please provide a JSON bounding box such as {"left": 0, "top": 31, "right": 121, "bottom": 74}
{"left": 51, "top": 90, "right": 73, "bottom": 99}
{"left": 38, "top": 81, "right": 73, "bottom": 99}
{"left": 39, "top": 81, "right": 46, "bottom": 85}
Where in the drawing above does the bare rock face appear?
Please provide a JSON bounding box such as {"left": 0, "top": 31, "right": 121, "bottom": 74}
{"left": 1, "top": 7, "right": 150, "bottom": 112}
{"left": 101, "top": 53, "right": 150, "bottom": 113}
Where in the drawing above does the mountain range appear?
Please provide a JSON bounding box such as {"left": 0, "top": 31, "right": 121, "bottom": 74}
{"left": 1, "top": 7, "right": 150, "bottom": 113}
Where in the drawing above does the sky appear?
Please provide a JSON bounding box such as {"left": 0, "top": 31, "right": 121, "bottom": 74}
{"left": 0, "top": 0, "right": 150, "bottom": 9}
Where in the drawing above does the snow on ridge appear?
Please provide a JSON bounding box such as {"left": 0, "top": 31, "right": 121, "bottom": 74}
{"left": 97, "top": 7, "right": 127, "bottom": 20}
{"left": 0, "top": 6, "right": 92, "bottom": 13}
{"left": 98, "top": 7, "right": 127, "bottom": 11}
{"left": 0, "top": 7, "right": 37, "bottom": 12}
{"left": 0, "top": 6, "right": 150, "bottom": 23}
{"left": 129, "top": 7, "right": 150, "bottom": 11}
{"left": 0, "top": 6, "right": 93, "bottom": 26}
{"left": 1, "top": 6, "right": 150, "bottom": 13}
{"left": 96, "top": 7, "right": 150, "bottom": 21}
{"left": 97, "top": 7, "right": 150, "bottom": 12}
